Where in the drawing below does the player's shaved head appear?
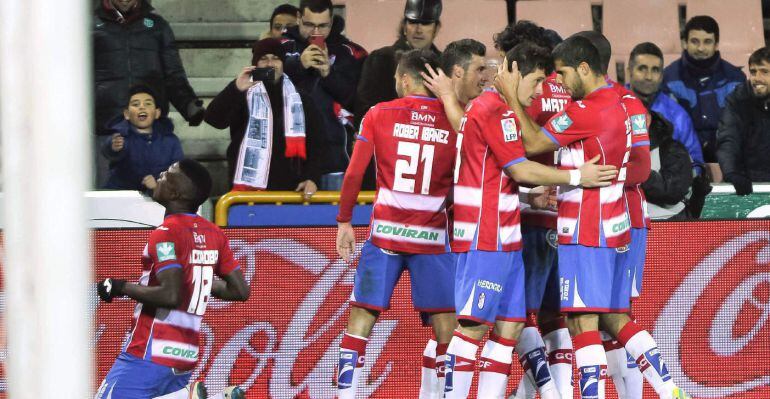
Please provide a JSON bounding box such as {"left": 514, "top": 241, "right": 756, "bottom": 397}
{"left": 505, "top": 42, "right": 553, "bottom": 77}
{"left": 552, "top": 36, "right": 603, "bottom": 76}
{"left": 572, "top": 31, "right": 611, "bottom": 75}
{"left": 397, "top": 48, "right": 441, "bottom": 83}
{"left": 177, "top": 159, "right": 213, "bottom": 209}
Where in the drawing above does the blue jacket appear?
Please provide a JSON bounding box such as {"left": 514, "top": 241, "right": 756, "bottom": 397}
{"left": 662, "top": 51, "right": 745, "bottom": 159}
{"left": 101, "top": 116, "right": 184, "bottom": 190}
{"left": 649, "top": 91, "right": 705, "bottom": 173}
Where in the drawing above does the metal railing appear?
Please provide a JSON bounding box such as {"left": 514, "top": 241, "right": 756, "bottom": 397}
{"left": 214, "top": 191, "right": 376, "bottom": 226}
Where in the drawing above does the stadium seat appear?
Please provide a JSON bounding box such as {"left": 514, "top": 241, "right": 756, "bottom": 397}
{"left": 720, "top": 52, "right": 752, "bottom": 76}
{"left": 515, "top": 0, "right": 593, "bottom": 38}
{"left": 344, "top": 0, "right": 507, "bottom": 55}
{"left": 686, "top": 0, "right": 765, "bottom": 54}
{"left": 603, "top": 0, "right": 681, "bottom": 55}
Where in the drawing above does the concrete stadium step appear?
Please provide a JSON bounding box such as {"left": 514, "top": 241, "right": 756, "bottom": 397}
{"left": 188, "top": 77, "right": 234, "bottom": 97}
{"left": 170, "top": 22, "right": 267, "bottom": 41}
{"left": 153, "top": 0, "right": 297, "bottom": 23}
{"left": 180, "top": 48, "right": 252, "bottom": 78}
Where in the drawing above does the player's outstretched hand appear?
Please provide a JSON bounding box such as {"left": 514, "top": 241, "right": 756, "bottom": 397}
{"left": 495, "top": 57, "right": 521, "bottom": 105}
{"left": 578, "top": 155, "right": 618, "bottom": 187}
{"left": 97, "top": 278, "right": 126, "bottom": 303}
{"left": 336, "top": 222, "right": 356, "bottom": 263}
{"left": 420, "top": 64, "right": 455, "bottom": 102}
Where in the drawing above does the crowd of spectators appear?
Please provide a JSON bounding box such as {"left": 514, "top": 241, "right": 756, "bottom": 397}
{"left": 91, "top": 0, "right": 770, "bottom": 215}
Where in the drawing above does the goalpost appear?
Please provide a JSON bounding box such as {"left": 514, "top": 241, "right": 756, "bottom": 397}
{"left": 0, "top": 0, "right": 92, "bottom": 397}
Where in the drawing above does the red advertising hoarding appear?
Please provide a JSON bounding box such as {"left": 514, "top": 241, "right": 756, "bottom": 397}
{"left": 3, "top": 220, "right": 770, "bottom": 397}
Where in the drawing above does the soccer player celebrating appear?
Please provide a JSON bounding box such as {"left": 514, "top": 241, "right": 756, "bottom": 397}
{"left": 494, "top": 21, "right": 574, "bottom": 399}
{"left": 572, "top": 30, "right": 651, "bottom": 399}
{"left": 96, "top": 160, "right": 249, "bottom": 399}
{"left": 498, "top": 36, "right": 689, "bottom": 399}
{"left": 443, "top": 42, "right": 618, "bottom": 399}
{"left": 335, "top": 49, "right": 459, "bottom": 399}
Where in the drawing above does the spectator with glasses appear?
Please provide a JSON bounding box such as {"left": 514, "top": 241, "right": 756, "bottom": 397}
{"left": 281, "top": 0, "right": 363, "bottom": 190}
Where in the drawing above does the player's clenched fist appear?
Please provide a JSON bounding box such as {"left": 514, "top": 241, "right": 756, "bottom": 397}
{"left": 97, "top": 278, "right": 126, "bottom": 302}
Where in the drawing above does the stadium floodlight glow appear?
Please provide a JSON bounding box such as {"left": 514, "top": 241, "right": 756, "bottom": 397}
{"left": 0, "top": 0, "right": 92, "bottom": 397}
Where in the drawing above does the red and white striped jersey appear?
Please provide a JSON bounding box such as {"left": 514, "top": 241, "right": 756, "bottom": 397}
{"left": 610, "top": 82, "right": 651, "bottom": 229}
{"left": 541, "top": 86, "right": 632, "bottom": 248}
{"left": 452, "top": 91, "right": 527, "bottom": 252}
{"left": 125, "top": 213, "right": 239, "bottom": 370}
{"left": 351, "top": 96, "right": 456, "bottom": 254}
{"left": 521, "top": 74, "right": 572, "bottom": 229}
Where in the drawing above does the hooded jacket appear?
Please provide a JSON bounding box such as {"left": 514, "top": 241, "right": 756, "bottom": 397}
{"left": 280, "top": 17, "right": 363, "bottom": 174}
{"left": 716, "top": 81, "right": 770, "bottom": 182}
{"left": 101, "top": 116, "right": 184, "bottom": 190}
{"left": 93, "top": 1, "right": 199, "bottom": 134}
{"left": 646, "top": 90, "right": 705, "bottom": 172}
{"left": 662, "top": 51, "right": 746, "bottom": 160}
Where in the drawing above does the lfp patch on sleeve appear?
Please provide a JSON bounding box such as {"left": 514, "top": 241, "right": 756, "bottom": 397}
{"left": 550, "top": 113, "right": 573, "bottom": 133}
{"left": 501, "top": 118, "right": 519, "bottom": 142}
{"left": 156, "top": 242, "right": 176, "bottom": 262}
{"left": 630, "top": 114, "right": 648, "bottom": 134}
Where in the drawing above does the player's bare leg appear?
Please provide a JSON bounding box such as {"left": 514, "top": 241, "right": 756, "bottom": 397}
{"left": 338, "top": 306, "right": 378, "bottom": 399}
{"left": 421, "top": 312, "right": 456, "bottom": 398}
{"left": 600, "top": 313, "right": 687, "bottom": 399}
{"left": 567, "top": 313, "right": 607, "bottom": 399}
{"left": 444, "top": 321, "right": 488, "bottom": 398}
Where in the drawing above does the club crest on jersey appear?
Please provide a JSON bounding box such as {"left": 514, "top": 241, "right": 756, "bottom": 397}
{"left": 501, "top": 118, "right": 519, "bottom": 142}
{"left": 478, "top": 292, "right": 486, "bottom": 309}
{"left": 551, "top": 113, "right": 573, "bottom": 133}
{"left": 630, "top": 114, "right": 647, "bottom": 134}
{"left": 156, "top": 242, "right": 176, "bottom": 262}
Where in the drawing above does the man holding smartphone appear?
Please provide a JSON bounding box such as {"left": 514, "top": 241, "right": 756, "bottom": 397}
{"left": 281, "top": 0, "right": 363, "bottom": 190}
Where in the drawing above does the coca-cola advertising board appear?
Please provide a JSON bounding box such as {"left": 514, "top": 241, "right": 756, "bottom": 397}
{"left": 2, "top": 220, "right": 770, "bottom": 397}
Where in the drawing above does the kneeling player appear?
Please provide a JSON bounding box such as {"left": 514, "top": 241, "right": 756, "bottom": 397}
{"left": 96, "top": 160, "right": 249, "bottom": 399}
{"left": 335, "top": 49, "right": 459, "bottom": 399}
{"left": 444, "top": 43, "right": 618, "bottom": 399}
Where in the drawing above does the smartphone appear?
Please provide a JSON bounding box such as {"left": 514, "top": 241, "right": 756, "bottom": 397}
{"left": 309, "top": 34, "right": 326, "bottom": 50}
{"left": 251, "top": 67, "right": 275, "bottom": 82}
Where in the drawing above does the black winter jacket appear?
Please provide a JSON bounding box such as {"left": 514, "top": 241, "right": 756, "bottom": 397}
{"left": 716, "top": 82, "right": 770, "bottom": 182}
{"left": 204, "top": 79, "right": 325, "bottom": 191}
{"left": 354, "top": 38, "right": 441, "bottom": 128}
{"left": 642, "top": 112, "right": 693, "bottom": 206}
{"left": 280, "top": 21, "right": 362, "bottom": 174}
{"left": 93, "top": 2, "right": 199, "bottom": 134}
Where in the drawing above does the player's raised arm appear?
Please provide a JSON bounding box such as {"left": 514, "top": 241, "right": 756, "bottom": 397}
{"left": 495, "top": 58, "right": 559, "bottom": 156}
{"left": 421, "top": 64, "right": 465, "bottom": 132}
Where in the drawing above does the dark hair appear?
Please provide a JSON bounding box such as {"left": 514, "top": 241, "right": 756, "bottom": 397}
{"left": 177, "top": 159, "right": 213, "bottom": 208}
{"left": 440, "top": 39, "right": 486, "bottom": 75}
{"left": 494, "top": 20, "right": 558, "bottom": 53}
{"left": 397, "top": 49, "right": 441, "bottom": 85}
{"left": 684, "top": 15, "right": 720, "bottom": 42}
{"left": 552, "top": 36, "right": 603, "bottom": 75}
{"left": 505, "top": 42, "right": 553, "bottom": 76}
{"left": 629, "top": 42, "right": 664, "bottom": 67}
{"left": 749, "top": 46, "right": 770, "bottom": 66}
{"left": 572, "top": 31, "right": 611, "bottom": 74}
{"left": 299, "top": 0, "right": 333, "bottom": 15}
{"left": 271, "top": 4, "right": 299, "bottom": 25}
{"left": 126, "top": 84, "right": 158, "bottom": 106}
